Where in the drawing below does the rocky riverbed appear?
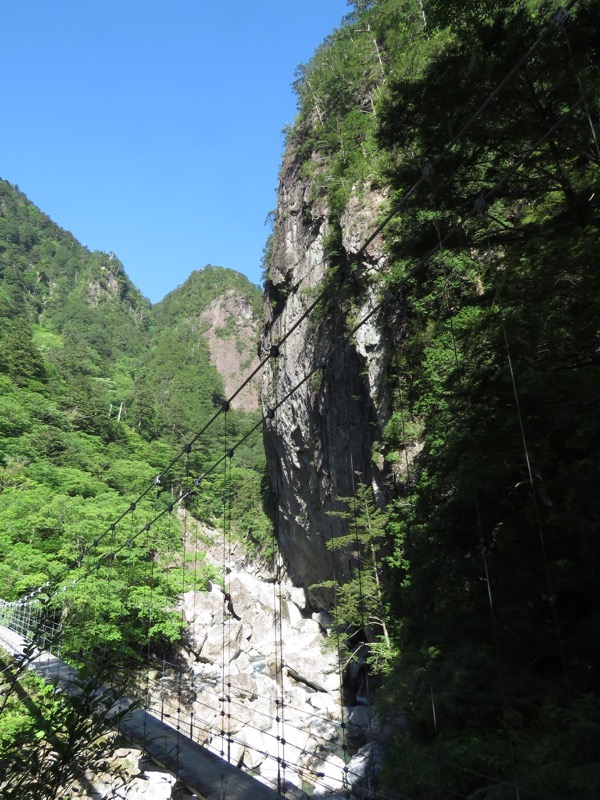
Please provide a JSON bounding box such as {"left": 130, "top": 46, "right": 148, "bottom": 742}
{"left": 80, "top": 529, "right": 385, "bottom": 799}
{"left": 156, "top": 532, "right": 383, "bottom": 797}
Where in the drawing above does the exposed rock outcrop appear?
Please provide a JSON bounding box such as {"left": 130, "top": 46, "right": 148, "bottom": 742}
{"left": 152, "top": 265, "right": 262, "bottom": 414}
{"left": 200, "top": 289, "right": 260, "bottom": 411}
{"left": 76, "top": 747, "right": 196, "bottom": 800}
{"left": 260, "top": 141, "right": 391, "bottom": 609}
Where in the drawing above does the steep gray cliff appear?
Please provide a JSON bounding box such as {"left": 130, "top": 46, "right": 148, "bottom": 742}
{"left": 260, "top": 141, "right": 392, "bottom": 608}
{"left": 199, "top": 288, "right": 260, "bottom": 411}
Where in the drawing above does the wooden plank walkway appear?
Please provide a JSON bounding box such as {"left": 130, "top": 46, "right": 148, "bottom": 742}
{"left": 0, "top": 625, "right": 281, "bottom": 800}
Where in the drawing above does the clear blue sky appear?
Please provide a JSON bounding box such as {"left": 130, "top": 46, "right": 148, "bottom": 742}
{"left": 2, "top": 1, "right": 350, "bottom": 303}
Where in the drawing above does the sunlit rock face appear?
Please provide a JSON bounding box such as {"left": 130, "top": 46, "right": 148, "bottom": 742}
{"left": 171, "top": 533, "right": 384, "bottom": 797}
{"left": 199, "top": 289, "right": 260, "bottom": 411}
{"left": 260, "top": 139, "right": 392, "bottom": 610}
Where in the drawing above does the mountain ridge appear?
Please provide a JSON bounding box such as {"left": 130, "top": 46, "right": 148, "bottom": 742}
{"left": 0, "top": 178, "right": 261, "bottom": 419}
{"left": 0, "top": 178, "right": 271, "bottom": 612}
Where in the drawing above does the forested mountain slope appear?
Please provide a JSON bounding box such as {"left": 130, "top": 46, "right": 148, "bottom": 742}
{"left": 0, "top": 179, "right": 269, "bottom": 653}
{"left": 262, "top": 1, "right": 600, "bottom": 797}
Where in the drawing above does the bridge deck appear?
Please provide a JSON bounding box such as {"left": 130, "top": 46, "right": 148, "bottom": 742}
{"left": 0, "top": 625, "right": 281, "bottom": 800}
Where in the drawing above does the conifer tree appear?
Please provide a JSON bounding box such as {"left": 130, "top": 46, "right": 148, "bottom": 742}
{"left": 313, "top": 480, "right": 395, "bottom": 673}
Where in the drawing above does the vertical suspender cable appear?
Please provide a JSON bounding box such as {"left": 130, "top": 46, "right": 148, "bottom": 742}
{"left": 501, "top": 320, "right": 571, "bottom": 701}
{"left": 272, "top": 529, "right": 283, "bottom": 794}
{"left": 277, "top": 545, "right": 287, "bottom": 791}
{"left": 340, "top": 322, "right": 377, "bottom": 797}
{"left": 557, "top": 9, "right": 600, "bottom": 163}
{"left": 269, "top": 344, "right": 289, "bottom": 794}
{"left": 190, "top": 474, "right": 200, "bottom": 742}
{"left": 320, "top": 400, "right": 351, "bottom": 796}
{"left": 124, "top": 507, "right": 136, "bottom": 666}
{"left": 271, "top": 363, "right": 286, "bottom": 795}
{"left": 268, "top": 398, "right": 283, "bottom": 795}
{"left": 220, "top": 404, "right": 229, "bottom": 761}
{"left": 220, "top": 401, "right": 235, "bottom": 765}
{"left": 225, "top": 442, "right": 233, "bottom": 765}
{"left": 175, "top": 455, "right": 191, "bottom": 780}
{"left": 142, "top": 477, "right": 159, "bottom": 747}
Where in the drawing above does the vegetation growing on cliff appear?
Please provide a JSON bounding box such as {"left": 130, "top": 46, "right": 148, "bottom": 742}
{"left": 287, "top": 1, "right": 600, "bottom": 796}
{"left": 312, "top": 480, "right": 395, "bottom": 672}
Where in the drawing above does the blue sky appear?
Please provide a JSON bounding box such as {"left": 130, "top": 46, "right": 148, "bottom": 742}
{"left": 2, "top": 1, "right": 350, "bottom": 303}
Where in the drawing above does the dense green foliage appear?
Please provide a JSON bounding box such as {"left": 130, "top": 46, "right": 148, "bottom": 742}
{"left": 312, "top": 481, "right": 395, "bottom": 674}
{"left": 0, "top": 181, "right": 275, "bottom": 792}
{"left": 290, "top": 1, "right": 600, "bottom": 797}
{"left": 0, "top": 646, "right": 134, "bottom": 799}
{"left": 0, "top": 180, "right": 272, "bottom": 666}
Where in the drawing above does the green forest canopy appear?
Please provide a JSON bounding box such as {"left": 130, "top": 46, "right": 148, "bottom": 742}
{"left": 0, "top": 179, "right": 272, "bottom": 661}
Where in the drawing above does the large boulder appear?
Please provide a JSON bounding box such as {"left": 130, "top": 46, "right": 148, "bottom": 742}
{"left": 200, "top": 620, "right": 243, "bottom": 664}
{"left": 228, "top": 672, "right": 259, "bottom": 700}
{"left": 228, "top": 574, "right": 257, "bottom": 618}
{"left": 345, "top": 741, "right": 387, "bottom": 792}
{"left": 310, "top": 752, "right": 346, "bottom": 797}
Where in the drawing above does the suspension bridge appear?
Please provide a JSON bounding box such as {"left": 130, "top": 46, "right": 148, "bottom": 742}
{"left": 1, "top": 3, "right": 597, "bottom": 798}
{"left": 0, "top": 624, "right": 283, "bottom": 800}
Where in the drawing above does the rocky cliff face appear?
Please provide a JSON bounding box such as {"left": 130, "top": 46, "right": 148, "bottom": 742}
{"left": 151, "top": 265, "right": 262, "bottom": 418}
{"left": 199, "top": 289, "right": 260, "bottom": 411}
{"left": 260, "top": 142, "right": 392, "bottom": 608}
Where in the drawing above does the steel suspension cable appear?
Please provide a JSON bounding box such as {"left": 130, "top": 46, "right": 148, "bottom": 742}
{"left": 32, "top": 1, "right": 586, "bottom": 610}
{"left": 44, "top": 76, "right": 598, "bottom": 619}
{"left": 36, "top": 0, "right": 583, "bottom": 606}
{"left": 220, "top": 404, "right": 230, "bottom": 762}
{"left": 556, "top": 7, "right": 600, "bottom": 164}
